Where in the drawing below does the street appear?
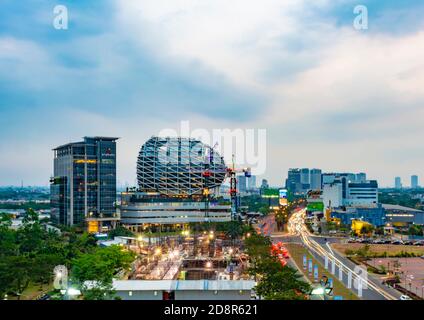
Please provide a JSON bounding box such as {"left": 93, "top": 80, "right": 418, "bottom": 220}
{"left": 285, "top": 208, "right": 403, "bottom": 300}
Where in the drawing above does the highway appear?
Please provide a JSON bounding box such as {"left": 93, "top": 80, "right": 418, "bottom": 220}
{"left": 287, "top": 208, "right": 403, "bottom": 300}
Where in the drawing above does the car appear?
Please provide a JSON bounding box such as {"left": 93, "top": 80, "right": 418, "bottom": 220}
{"left": 420, "top": 255, "right": 424, "bottom": 260}
{"left": 403, "top": 240, "right": 415, "bottom": 245}
{"left": 383, "top": 239, "right": 392, "bottom": 244}
{"left": 391, "top": 240, "right": 404, "bottom": 245}
{"left": 347, "top": 238, "right": 357, "bottom": 243}
{"left": 414, "top": 240, "right": 424, "bottom": 246}
{"left": 400, "top": 295, "right": 412, "bottom": 300}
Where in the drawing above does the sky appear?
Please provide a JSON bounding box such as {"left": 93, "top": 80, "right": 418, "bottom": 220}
{"left": 1, "top": 0, "right": 424, "bottom": 188}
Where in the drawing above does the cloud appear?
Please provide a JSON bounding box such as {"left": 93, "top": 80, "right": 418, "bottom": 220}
{"left": 0, "top": 0, "right": 424, "bottom": 187}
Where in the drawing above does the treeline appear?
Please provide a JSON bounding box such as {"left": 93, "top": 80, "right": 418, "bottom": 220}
{"left": 0, "top": 209, "right": 133, "bottom": 300}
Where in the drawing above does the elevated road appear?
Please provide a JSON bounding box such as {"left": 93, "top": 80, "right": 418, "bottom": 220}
{"left": 286, "top": 208, "right": 402, "bottom": 300}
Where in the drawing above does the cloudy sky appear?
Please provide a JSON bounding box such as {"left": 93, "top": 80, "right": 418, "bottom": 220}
{"left": 1, "top": 0, "right": 424, "bottom": 187}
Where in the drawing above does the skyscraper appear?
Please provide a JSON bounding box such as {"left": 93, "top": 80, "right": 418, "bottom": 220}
{"left": 310, "top": 169, "right": 322, "bottom": 190}
{"left": 286, "top": 168, "right": 302, "bottom": 193}
{"left": 395, "top": 177, "right": 402, "bottom": 189}
{"left": 411, "top": 175, "right": 419, "bottom": 189}
{"left": 247, "top": 175, "right": 256, "bottom": 190}
{"left": 50, "top": 137, "right": 119, "bottom": 229}
{"left": 237, "top": 175, "right": 247, "bottom": 193}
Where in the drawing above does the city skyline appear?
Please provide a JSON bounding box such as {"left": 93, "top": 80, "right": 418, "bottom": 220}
{"left": 2, "top": 1, "right": 424, "bottom": 187}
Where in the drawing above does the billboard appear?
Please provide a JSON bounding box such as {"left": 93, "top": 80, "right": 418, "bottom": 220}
{"left": 262, "top": 188, "right": 279, "bottom": 198}
{"left": 279, "top": 189, "right": 288, "bottom": 206}
{"left": 307, "top": 202, "right": 324, "bottom": 211}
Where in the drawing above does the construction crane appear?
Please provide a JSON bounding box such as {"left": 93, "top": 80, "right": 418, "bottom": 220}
{"left": 226, "top": 154, "right": 251, "bottom": 220}
{"left": 202, "top": 145, "right": 251, "bottom": 221}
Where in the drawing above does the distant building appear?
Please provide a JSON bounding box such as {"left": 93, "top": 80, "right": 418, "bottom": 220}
{"left": 322, "top": 172, "right": 378, "bottom": 208}
{"left": 344, "top": 180, "right": 378, "bottom": 206}
{"left": 331, "top": 204, "right": 386, "bottom": 227}
{"left": 286, "top": 168, "right": 303, "bottom": 194}
{"left": 356, "top": 173, "right": 366, "bottom": 183}
{"left": 247, "top": 175, "right": 256, "bottom": 190}
{"left": 411, "top": 175, "right": 419, "bottom": 189}
{"left": 260, "top": 179, "right": 269, "bottom": 190}
{"left": 237, "top": 175, "right": 247, "bottom": 193}
{"left": 310, "top": 169, "right": 322, "bottom": 190}
{"left": 383, "top": 204, "right": 424, "bottom": 226}
{"left": 323, "top": 182, "right": 343, "bottom": 208}
{"left": 50, "top": 137, "right": 119, "bottom": 229}
{"left": 395, "top": 177, "right": 402, "bottom": 189}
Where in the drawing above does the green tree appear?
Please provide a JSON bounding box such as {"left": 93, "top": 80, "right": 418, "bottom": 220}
{"left": 108, "top": 226, "right": 134, "bottom": 238}
{"left": 71, "top": 245, "right": 134, "bottom": 300}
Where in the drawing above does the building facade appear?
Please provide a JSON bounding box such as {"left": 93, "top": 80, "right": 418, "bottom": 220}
{"left": 50, "top": 137, "right": 118, "bottom": 228}
{"left": 121, "top": 137, "right": 230, "bottom": 230}
{"left": 395, "top": 177, "right": 402, "bottom": 189}
{"left": 310, "top": 169, "right": 322, "bottom": 191}
{"left": 411, "top": 175, "right": 419, "bottom": 189}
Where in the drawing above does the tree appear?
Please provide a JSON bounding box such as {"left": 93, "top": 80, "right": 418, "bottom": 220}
{"left": 253, "top": 256, "right": 311, "bottom": 300}
{"left": 108, "top": 226, "right": 134, "bottom": 238}
{"left": 0, "top": 255, "right": 32, "bottom": 299}
{"left": 71, "top": 245, "right": 134, "bottom": 300}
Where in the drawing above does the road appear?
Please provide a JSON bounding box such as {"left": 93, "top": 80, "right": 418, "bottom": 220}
{"left": 286, "top": 208, "right": 403, "bottom": 300}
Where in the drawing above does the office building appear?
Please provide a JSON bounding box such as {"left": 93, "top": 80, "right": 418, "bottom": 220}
{"left": 310, "top": 169, "right": 322, "bottom": 190}
{"left": 260, "top": 179, "right": 269, "bottom": 190}
{"left": 286, "top": 168, "right": 302, "bottom": 194}
{"left": 344, "top": 180, "right": 378, "bottom": 206}
{"left": 356, "top": 173, "right": 367, "bottom": 183}
{"left": 322, "top": 171, "right": 378, "bottom": 208}
{"left": 50, "top": 137, "right": 119, "bottom": 229}
{"left": 247, "top": 175, "right": 256, "bottom": 191}
{"left": 237, "top": 175, "right": 247, "bottom": 193}
{"left": 395, "top": 177, "right": 402, "bottom": 189}
{"left": 330, "top": 204, "right": 386, "bottom": 227}
{"left": 411, "top": 175, "right": 419, "bottom": 189}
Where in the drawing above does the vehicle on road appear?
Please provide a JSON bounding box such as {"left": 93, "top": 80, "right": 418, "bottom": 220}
{"left": 400, "top": 295, "right": 412, "bottom": 300}
{"left": 414, "top": 240, "right": 424, "bottom": 246}
{"left": 391, "top": 240, "right": 404, "bottom": 245}
{"left": 403, "top": 240, "right": 415, "bottom": 245}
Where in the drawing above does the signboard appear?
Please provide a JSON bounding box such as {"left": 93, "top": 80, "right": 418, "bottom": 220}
{"left": 279, "top": 189, "right": 288, "bottom": 199}
{"left": 262, "top": 189, "right": 280, "bottom": 198}
{"left": 303, "top": 255, "right": 307, "bottom": 270}
{"left": 307, "top": 202, "right": 324, "bottom": 211}
{"left": 308, "top": 259, "right": 313, "bottom": 275}
{"left": 313, "top": 265, "right": 319, "bottom": 282}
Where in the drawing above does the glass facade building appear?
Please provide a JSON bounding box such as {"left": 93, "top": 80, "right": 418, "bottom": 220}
{"left": 50, "top": 137, "right": 118, "bottom": 226}
{"left": 137, "top": 137, "right": 227, "bottom": 196}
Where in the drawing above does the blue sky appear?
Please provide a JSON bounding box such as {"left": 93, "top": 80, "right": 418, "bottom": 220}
{"left": 1, "top": 0, "right": 424, "bottom": 187}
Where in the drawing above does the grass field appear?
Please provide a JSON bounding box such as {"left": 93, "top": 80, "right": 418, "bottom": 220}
{"left": 285, "top": 243, "right": 358, "bottom": 300}
{"left": 7, "top": 283, "right": 52, "bottom": 300}
{"left": 331, "top": 243, "right": 424, "bottom": 257}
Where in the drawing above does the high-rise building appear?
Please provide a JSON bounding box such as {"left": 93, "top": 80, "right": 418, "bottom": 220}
{"left": 356, "top": 173, "right": 367, "bottom": 183}
{"left": 286, "top": 168, "right": 302, "bottom": 194}
{"left": 237, "top": 175, "right": 247, "bottom": 193}
{"left": 260, "top": 179, "right": 269, "bottom": 189}
{"left": 395, "top": 177, "right": 402, "bottom": 189}
{"left": 247, "top": 175, "right": 256, "bottom": 190}
{"left": 300, "top": 168, "right": 310, "bottom": 185}
{"left": 411, "top": 175, "right": 419, "bottom": 189}
{"left": 310, "top": 169, "right": 322, "bottom": 190}
{"left": 50, "top": 137, "right": 119, "bottom": 229}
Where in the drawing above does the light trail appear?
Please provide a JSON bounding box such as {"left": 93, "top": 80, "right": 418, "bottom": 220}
{"left": 288, "top": 208, "right": 397, "bottom": 300}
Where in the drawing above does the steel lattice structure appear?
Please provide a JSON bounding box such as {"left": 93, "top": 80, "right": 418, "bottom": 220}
{"left": 137, "top": 137, "right": 227, "bottom": 196}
